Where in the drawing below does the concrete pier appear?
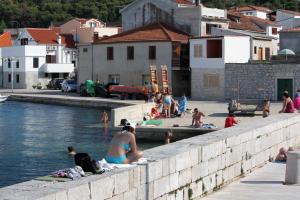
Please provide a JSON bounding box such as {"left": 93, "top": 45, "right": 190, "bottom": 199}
{"left": 1, "top": 113, "right": 300, "bottom": 200}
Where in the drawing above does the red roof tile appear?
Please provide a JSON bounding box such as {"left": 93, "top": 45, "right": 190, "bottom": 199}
{"left": 0, "top": 32, "right": 12, "bottom": 47}
{"left": 229, "top": 6, "right": 272, "bottom": 13}
{"left": 27, "top": 28, "right": 75, "bottom": 48}
{"left": 94, "top": 23, "right": 190, "bottom": 44}
{"left": 227, "top": 12, "right": 279, "bottom": 32}
{"left": 174, "top": 0, "right": 194, "bottom": 5}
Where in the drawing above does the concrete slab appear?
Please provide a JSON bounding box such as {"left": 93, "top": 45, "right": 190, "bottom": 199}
{"left": 200, "top": 162, "right": 300, "bottom": 200}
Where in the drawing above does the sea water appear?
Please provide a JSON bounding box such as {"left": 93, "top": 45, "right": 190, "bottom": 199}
{"left": 0, "top": 101, "right": 161, "bottom": 188}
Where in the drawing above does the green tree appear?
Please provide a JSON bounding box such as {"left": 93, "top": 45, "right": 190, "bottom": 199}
{"left": 0, "top": 20, "right": 6, "bottom": 34}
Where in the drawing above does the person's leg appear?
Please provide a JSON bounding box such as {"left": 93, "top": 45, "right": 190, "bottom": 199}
{"left": 126, "top": 151, "right": 143, "bottom": 163}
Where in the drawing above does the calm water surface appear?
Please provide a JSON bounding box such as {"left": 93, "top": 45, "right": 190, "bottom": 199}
{"left": 0, "top": 101, "right": 161, "bottom": 188}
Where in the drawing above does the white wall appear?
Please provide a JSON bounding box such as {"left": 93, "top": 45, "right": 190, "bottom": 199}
{"left": 95, "top": 27, "right": 120, "bottom": 37}
{"left": 201, "top": 6, "right": 226, "bottom": 18}
{"left": 190, "top": 38, "right": 224, "bottom": 69}
{"left": 240, "top": 10, "right": 267, "bottom": 19}
{"left": 224, "top": 36, "right": 250, "bottom": 63}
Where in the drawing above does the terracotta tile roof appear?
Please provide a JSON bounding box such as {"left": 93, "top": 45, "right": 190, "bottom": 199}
{"left": 227, "top": 12, "right": 278, "bottom": 32}
{"left": 279, "top": 9, "right": 300, "bottom": 16}
{"left": 174, "top": 0, "right": 194, "bottom": 5}
{"left": 26, "top": 28, "right": 75, "bottom": 48}
{"left": 94, "top": 22, "right": 190, "bottom": 44}
{"left": 280, "top": 27, "right": 300, "bottom": 33}
{"left": 0, "top": 32, "right": 12, "bottom": 47}
{"left": 229, "top": 6, "right": 272, "bottom": 13}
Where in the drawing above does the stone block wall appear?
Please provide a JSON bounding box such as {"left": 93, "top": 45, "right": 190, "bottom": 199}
{"left": 2, "top": 114, "right": 300, "bottom": 200}
{"left": 111, "top": 103, "right": 154, "bottom": 127}
{"left": 225, "top": 63, "right": 300, "bottom": 101}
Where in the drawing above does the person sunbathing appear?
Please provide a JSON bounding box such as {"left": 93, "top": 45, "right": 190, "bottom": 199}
{"left": 192, "top": 108, "right": 205, "bottom": 128}
{"left": 105, "top": 122, "right": 143, "bottom": 164}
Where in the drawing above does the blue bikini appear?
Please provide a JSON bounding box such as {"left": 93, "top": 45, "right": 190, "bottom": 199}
{"left": 105, "top": 142, "right": 131, "bottom": 164}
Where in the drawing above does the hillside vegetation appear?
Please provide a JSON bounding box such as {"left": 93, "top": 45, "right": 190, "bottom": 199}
{"left": 0, "top": 0, "right": 298, "bottom": 33}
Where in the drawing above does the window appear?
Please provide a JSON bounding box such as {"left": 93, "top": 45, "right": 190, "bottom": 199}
{"left": 207, "top": 40, "right": 222, "bottom": 58}
{"left": 107, "top": 47, "right": 114, "bottom": 60}
{"left": 109, "top": 74, "right": 120, "bottom": 84}
{"left": 8, "top": 74, "right": 11, "bottom": 83}
{"left": 8, "top": 59, "right": 11, "bottom": 68}
{"left": 63, "top": 73, "right": 69, "bottom": 79}
{"left": 149, "top": 46, "right": 156, "bottom": 60}
{"left": 254, "top": 46, "right": 257, "bottom": 54}
{"left": 194, "top": 44, "right": 203, "bottom": 58}
{"left": 33, "top": 58, "right": 39, "bottom": 68}
{"left": 46, "top": 55, "right": 56, "bottom": 63}
{"left": 203, "top": 74, "right": 220, "bottom": 88}
{"left": 20, "top": 38, "right": 28, "bottom": 46}
{"left": 83, "top": 48, "right": 88, "bottom": 53}
{"left": 206, "top": 24, "right": 219, "bottom": 35}
{"left": 16, "top": 74, "right": 20, "bottom": 83}
{"left": 127, "top": 46, "right": 134, "bottom": 60}
{"left": 16, "top": 60, "right": 19, "bottom": 68}
{"left": 272, "top": 28, "right": 278, "bottom": 35}
{"left": 45, "top": 73, "right": 49, "bottom": 78}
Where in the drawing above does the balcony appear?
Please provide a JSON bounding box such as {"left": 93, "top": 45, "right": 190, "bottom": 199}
{"left": 40, "top": 63, "right": 74, "bottom": 73}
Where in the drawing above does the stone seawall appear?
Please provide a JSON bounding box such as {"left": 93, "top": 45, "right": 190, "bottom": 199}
{"left": 9, "top": 94, "right": 134, "bottom": 109}
{"left": 111, "top": 103, "right": 154, "bottom": 127}
{"left": 1, "top": 114, "right": 300, "bottom": 200}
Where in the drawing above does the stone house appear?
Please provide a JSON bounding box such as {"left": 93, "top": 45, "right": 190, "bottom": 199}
{"left": 225, "top": 63, "right": 300, "bottom": 101}
{"left": 120, "top": 0, "right": 228, "bottom": 37}
{"left": 228, "top": 6, "right": 272, "bottom": 20}
{"left": 190, "top": 36, "right": 251, "bottom": 100}
{"left": 78, "top": 23, "right": 190, "bottom": 96}
{"left": 280, "top": 27, "right": 300, "bottom": 55}
{"left": 60, "top": 18, "right": 121, "bottom": 44}
{"left": 1, "top": 28, "right": 76, "bottom": 89}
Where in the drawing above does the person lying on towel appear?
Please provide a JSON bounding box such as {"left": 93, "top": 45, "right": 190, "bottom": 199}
{"left": 105, "top": 122, "right": 143, "bottom": 164}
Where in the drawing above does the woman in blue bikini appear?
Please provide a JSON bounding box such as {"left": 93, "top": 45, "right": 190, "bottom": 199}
{"left": 105, "top": 122, "right": 143, "bottom": 164}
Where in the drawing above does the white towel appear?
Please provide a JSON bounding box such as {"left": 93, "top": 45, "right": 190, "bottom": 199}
{"left": 97, "top": 158, "right": 148, "bottom": 171}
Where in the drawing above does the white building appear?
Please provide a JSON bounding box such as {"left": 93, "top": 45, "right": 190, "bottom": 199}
{"left": 120, "top": 0, "right": 228, "bottom": 36}
{"left": 1, "top": 28, "right": 76, "bottom": 89}
{"left": 228, "top": 6, "right": 272, "bottom": 20}
{"left": 190, "top": 36, "right": 251, "bottom": 100}
{"left": 276, "top": 10, "right": 300, "bottom": 29}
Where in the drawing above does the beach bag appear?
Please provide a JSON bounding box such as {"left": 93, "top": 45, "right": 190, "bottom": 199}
{"left": 74, "top": 153, "right": 98, "bottom": 174}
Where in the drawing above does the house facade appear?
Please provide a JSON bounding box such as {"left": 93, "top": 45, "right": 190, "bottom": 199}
{"left": 190, "top": 36, "right": 251, "bottom": 100}
{"left": 78, "top": 23, "right": 190, "bottom": 96}
{"left": 1, "top": 28, "right": 76, "bottom": 89}
{"left": 0, "top": 32, "right": 13, "bottom": 88}
{"left": 120, "top": 0, "right": 228, "bottom": 36}
{"left": 60, "top": 18, "right": 121, "bottom": 44}
{"left": 280, "top": 27, "right": 300, "bottom": 55}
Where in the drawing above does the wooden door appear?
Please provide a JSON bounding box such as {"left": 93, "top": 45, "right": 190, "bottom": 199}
{"left": 265, "top": 48, "right": 270, "bottom": 61}
{"left": 258, "top": 47, "right": 263, "bottom": 61}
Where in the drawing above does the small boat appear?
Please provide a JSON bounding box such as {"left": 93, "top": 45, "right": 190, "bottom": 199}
{"left": 0, "top": 94, "right": 8, "bottom": 103}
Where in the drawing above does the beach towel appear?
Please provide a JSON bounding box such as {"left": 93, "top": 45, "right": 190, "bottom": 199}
{"left": 141, "top": 119, "right": 163, "bottom": 126}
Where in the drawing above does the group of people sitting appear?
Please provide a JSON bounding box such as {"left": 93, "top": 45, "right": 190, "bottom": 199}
{"left": 148, "top": 91, "right": 188, "bottom": 119}
{"left": 279, "top": 90, "right": 300, "bottom": 113}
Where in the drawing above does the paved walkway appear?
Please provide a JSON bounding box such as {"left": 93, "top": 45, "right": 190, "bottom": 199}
{"left": 200, "top": 162, "right": 300, "bottom": 200}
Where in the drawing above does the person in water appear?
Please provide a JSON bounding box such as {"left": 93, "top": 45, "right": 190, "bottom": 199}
{"left": 105, "top": 122, "right": 143, "bottom": 164}
{"left": 68, "top": 146, "right": 76, "bottom": 156}
{"left": 279, "top": 92, "right": 295, "bottom": 113}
